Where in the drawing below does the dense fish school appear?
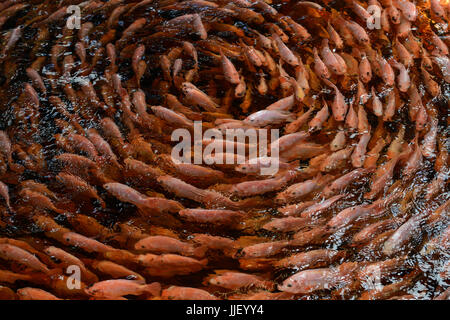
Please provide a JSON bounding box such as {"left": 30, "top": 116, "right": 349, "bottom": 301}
{"left": 0, "top": 0, "right": 449, "bottom": 300}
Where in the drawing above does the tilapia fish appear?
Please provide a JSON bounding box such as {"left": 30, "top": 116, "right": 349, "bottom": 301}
{"left": 0, "top": 0, "right": 448, "bottom": 301}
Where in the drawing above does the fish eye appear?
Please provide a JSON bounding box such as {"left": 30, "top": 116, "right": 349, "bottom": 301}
{"left": 287, "top": 284, "right": 292, "bottom": 287}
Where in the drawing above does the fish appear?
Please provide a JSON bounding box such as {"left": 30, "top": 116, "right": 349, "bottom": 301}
{"left": 323, "top": 79, "right": 348, "bottom": 122}
{"left": 230, "top": 171, "right": 296, "bottom": 197}
{"left": 151, "top": 106, "right": 194, "bottom": 129}
{"left": 191, "top": 233, "right": 234, "bottom": 252}
{"left": 85, "top": 280, "right": 160, "bottom": 299}
{"left": 44, "top": 246, "right": 88, "bottom": 273}
{"left": 0, "top": 181, "right": 11, "bottom": 210}
{"left": 320, "top": 146, "right": 355, "bottom": 172}
{"left": 313, "top": 47, "right": 330, "bottom": 80}
{"left": 279, "top": 200, "right": 318, "bottom": 217}
{"left": 220, "top": 51, "right": 240, "bottom": 85}
{"left": 239, "top": 241, "right": 289, "bottom": 259}
{"left": 327, "top": 204, "right": 383, "bottom": 230}
{"left": 273, "top": 34, "right": 299, "bottom": 66}
{"left": 351, "top": 133, "right": 371, "bottom": 168}
{"left": 104, "top": 182, "right": 183, "bottom": 215}
{"left": 61, "top": 232, "right": 115, "bottom": 254}
{"left": 430, "top": 0, "right": 447, "bottom": 20}
{"left": 244, "top": 110, "right": 295, "bottom": 127}
{"left": 161, "top": 286, "right": 218, "bottom": 300}
{"left": 266, "top": 95, "right": 295, "bottom": 111}
{"left": 276, "top": 174, "right": 332, "bottom": 204}
{"left": 382, "top": 213, "right": 426, "bottom": 257}
{"left": 345, "top": 21, "right": 370, "bottom": 44}
{"left": 182, "top": 82, "right": 220, "bottom": 112}
{"left": 19, "top": 189, "right": 64, "bottom": 214}
{"left": 0, "top": 244, "right": 49, "bottom": 273}
{"left": 1, "top": 25, "right": 23, "bottom": 56}
{"left": 402, "top": 135, "right": 423, "bottom": 179}
{"left": 0, "top": 131, "right": 12, "bottom": 165}
{"left": 421, "top": 66, "right": 441, "bottom": 97}
{"left": 90, "top": 260, "right": 144, "bottom": 284}
{"left": 179, "top": 209, "right": 243, "bottom": 225}
{"left": 309, "top": 101, "right": 329, "bottom": 132}
{"left": 383, "top": 89, "right": 397, "bottom": 122}
{"left": 207, "top": 271, "right": 274, "bottom": 291}
{"left": 87, "top": 129, "right": 121, "bottom": 168}
{"left": 433, "top": 55, "right": 450, "bottom": 83}
{"left": 323, "top": 168, "right": 372, "bottom": 197}
{"left": 352, "top": 1, "right": 371, "bottom": 22}
{"left": 136, "top": 253, "right": 207, "bottom": 275}
{"left": 327, "top": 22, "right": 343, "bottom": 49}
{"left": 157, "top": 175, "right": 237, "bottom": 209}
{"left": 330, "top": 130, "right": 347, "bottom": 152}
{"left": 281, "top": 16, "right": 311, "bottom": 41}
{"left": 56, "top": 173, "right": 105, "bottom": 208}
{"left": 345, "top": 103, "right": 358, "bottom": 131}
{"left": 263, "top": 217, "right": 324, "bottom": 233}
{"left": 352, "top": 218, "right": 403, "bottom": 245}
{"left": 134, "top": 236, "right": 206, "bottom": 258}
{"left": 17, "top": 288, "right": 61, "bottom": 300}
{"left": 274, "top": 249, "right": 345, "bottom": 270}
{"left": 285, "top": 107, "right": 316, "bottom": 134}
{"left": 365, "top": 145, "right": 410, "bottom": 199}
{"left": 300, "top": 195, "right": 345, "bottom": 218}
{"left": 389, "top": 59, "right": 410, "bottom": 92}
{"left": 397, "top": 0, "right": 418, "bottom": 22}
{"left": 376, "top": 55, "right": 395, "bottom": 87}
{"left": 278, "top": 263, "right": 358, "bottom": 294}
{"left": 321, "top": 39, "right": 343, "bottom": 75}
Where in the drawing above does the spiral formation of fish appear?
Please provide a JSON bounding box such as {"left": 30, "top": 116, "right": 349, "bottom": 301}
{"left": 0, "top": 0, "right": 448, "bottom": 300}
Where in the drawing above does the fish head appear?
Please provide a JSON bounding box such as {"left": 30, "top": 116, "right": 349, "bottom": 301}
{"left": 209, "top": 276, "right": 223, "bottom": 287}
{"left": 235, "top": 164, "right": 248, "bottom": 173}
{"left": 277, "top": 278, "right": 298, "bottom": 293}
{"left": 181, "top": 82, "right": 192, "bottom": 95}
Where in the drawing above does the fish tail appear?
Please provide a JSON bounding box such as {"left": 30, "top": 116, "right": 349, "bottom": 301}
{"left": 192, "top": 245, "right": 208, "bottom": 258}
{"left": 286, "top": 112, "right": 297, "bottom": 123}
{"left": 143, "top": 282, "right": 161, "bottom": 297}
{"left": 199, "top": 258, "right": 209, "bottom": 266}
